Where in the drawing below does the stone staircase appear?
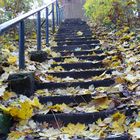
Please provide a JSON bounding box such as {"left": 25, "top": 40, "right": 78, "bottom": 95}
{"left": 5, "top": 18, "right": 137, "bottom": 140}
{"left": 28, "top": 19, "right": 131, "bottom": 139}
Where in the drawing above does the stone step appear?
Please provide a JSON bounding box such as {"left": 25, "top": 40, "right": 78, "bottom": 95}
{"left": 52, "top": 44, "right": 100, "bottom": 52}
{"left": 47, "top": 69, "right": 113, "bottom": 79}
{"left": 33, "top": 109, "right": 116, "bottom": 124}
{"left": 56, "top": 32, "right": 92, "bottom": 36}
{"left": 59, "top": 50, "right": 103, "bottom": 56}
{"left": 35, "top": 78, "right": 115, "bottom": 90}
{"left": 38, "top": 91, "right": 123, "bottom": 105}
{"left": 57, "top": 40, "right": 100, "bottom": 46}
{"left": 54, "top": 37, "right": 96, "bottom": 42}
{"left": 51, "top": 62, "right": 104, "bottom": 70}
{"left": 55, "top": 34, "right": 92, "bottom": 39}
{"left": 48, "top": 55, "right": 106, "bottom": 62}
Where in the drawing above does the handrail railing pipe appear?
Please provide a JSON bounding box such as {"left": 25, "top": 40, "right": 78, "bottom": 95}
{"left": 37, "top": 11, "right": 41, "bottom": 51}
{"left": 0, "top": 0, "right": 63, "bottom": 69}
{"left": 52, "top": 3, "right": 55, "bottom": 33}
{"left": 46, "top": 7, "right": 49, "bottom": 45}
{"left": 56, "top": 0, "right": 59, "bottom": 26}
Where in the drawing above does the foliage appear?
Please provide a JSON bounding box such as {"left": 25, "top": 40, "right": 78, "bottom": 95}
{"left": 0, "top": 0, "right": 43, "bottom": 23}
{"left": 0, "top": 97, "right": 43, "bottom": 120}
{"left": 84, "top": 0, "right": 139, "bottom": 27}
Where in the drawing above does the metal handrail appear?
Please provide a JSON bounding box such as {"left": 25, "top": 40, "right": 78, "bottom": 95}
{"left": 0, "top": 0, "right": 63, "bottom": 69}
{"left": 0, "top": 0, "right": 55, "bottom": 34}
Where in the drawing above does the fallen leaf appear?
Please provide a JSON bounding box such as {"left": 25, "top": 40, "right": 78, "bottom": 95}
{"left": 77, "top": 31, "right": 83, "bottom": 36}
{"left": 125, "top": 74, "right": 137, "bottom": 83}
{"left": 48, "top": 103, "right": 72, "bottom": 113}
{"left": 7, "top": 131, "right": 26, "bottom": 140}
{"left": 2, "top": 91, "right": 16, "bottom": 100}
{"left": 10, "top": 101, "right": 33, "bottom": 120}
{"left": 61, "top": 123, "right": 87, "bottom": 136}
{"left": 115, "top": 77, "right": 125, "bottom": 84}
{"left": 7, "top": 56, "right": 17, "bottom": 65}
{"left": 31, "top": 97, "right": 43, "bottom": 109}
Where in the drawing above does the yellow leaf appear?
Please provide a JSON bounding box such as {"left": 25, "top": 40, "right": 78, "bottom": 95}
{"left": 48, "top": 103, "right": 72, "bottom": 113}
{"left": 46, "top": 75, "right": 55, "bottom": 81}
{"left": 133, "top": 122, "right": 140, "bottom": 128}
{"left": 61, "top": 123, "right": 86, "bottom": 136}
{"left": 53, "top": 66, "right": 64, "bottom": 71}
{"left": 36, "top": 90, "right": 45, "bottom": 95}
{"left": 2, "top": 91, "right": 16, "bottom": 100}
{"left": 115, "top": 77, "right": 125, "bottom": 84}
{"left": 10, "top": 101, "right": 33, "bottom": 120}
{"left": 122, "top": 26, "right": 129, "bottom": 33}
{"left": 111, "top": 61, "right": 121, "bottom": 67}
{"left": 7, "top": 56, "right": 17, "bottom": 65}
{"left": 9, "top": 107, "right": 19, "bottom": 117}
{"left": 4, "top": 45, "right": 16, "bottom": 51}
{"left": 64, "top": 57, "right": 79, "bottom": 63}
{"left": 77, "top": 31, "right": 83, "bottom": 36}
{"left": 31, "top": 97, "right": 43, "bottom": 109}
{"left": 93, "top": 96, "right": 112, "bottom": 110}
{"left": 111, "top": 56, "right": 119, "bottom": 61}
{"left": 136, "top": 100, "right": 140, "bottom": 106}
{"left": 7, "top": 131, "right": 26, "bottom": 140}
{"left": 112, "top": 121, "right": 125, "bottom": 133}
{"left": 0, "top": 105, "right": 10, "bottom": 113}
{"left": 51, "top": 52, "right": 58, "bottom": 57}
{"left": 112, "top": 112, "right": 126, "bottom": 123}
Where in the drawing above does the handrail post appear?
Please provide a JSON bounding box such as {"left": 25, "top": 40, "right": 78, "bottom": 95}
{"left": 59, "top": 8, "right": 62, "bottom": 22}
{"left": 52, "top": 3, "right": 55, "bottom": 33}
{"left": 58, "top": 8, "right": 61, "bottom": 25}
{"left": 46, "top": 7, "right": 49, "bottom": 45}
{"left": 56, "top": 0, "right": 59, "bottom": 26}
{"left": 37, "top": 11, "right": 41, "bottom": 51}
{"left": 19, "top": 20, "right": 25, "bottom": 69}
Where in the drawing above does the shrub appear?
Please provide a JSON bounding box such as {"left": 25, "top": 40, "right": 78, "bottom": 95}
{"left": 84, "top": 0, "right": 138, "bottom": 27}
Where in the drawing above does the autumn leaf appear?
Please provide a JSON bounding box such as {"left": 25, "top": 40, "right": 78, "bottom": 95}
{"left": 52, "top": 66, "right": 64, "bottom": 71}
{"left": 7, "top": 131, "right": 26, "bottom": 140}
{"left": 0, "top": 105, "right": 10, "bottom": 113}
{"left": 115, "top": 77, "right": 125, "bottom": 84}
{"left": 93, "top": 96, "right": 112, "bottom": 110}
{"left": 111, "top": 121, "right": 125, "bottom": 133}
{"left": 112, "top": 112, "right": 126, "bottom": 123}
{"left": 7, "top": 56, "right": 17, "bottom": 65}
{"left": 2, "top": 91, "right": 16, "bottom": 100}
{"left": 4, "top": 44, "right": 16, "bottom": 52}
{"left": 48, "top": 103, "right": 72, "bottom": 113}
{"left": 77, "top": 31, "right": 83, "bottom": 36}
{"left": 31, "top": 97, "right": 43, "bottom": 109}
{"left": 39, "top": 128, "right": 61, "bottom": 138}
{"left": 124, "top": 74, "right": 138, "bottom": 83}
{"left": 61, "top": 123, "right": 87, "bottom": 136}
{"left": 64, "top": 57, "right": 79, "bottom": 63}
{"left": 10, "top": 101, "right": 33, "bottom": 120}
{"left": 46, "top": 75, "right": 54, "bottom": 81}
